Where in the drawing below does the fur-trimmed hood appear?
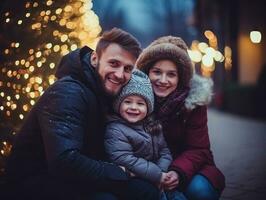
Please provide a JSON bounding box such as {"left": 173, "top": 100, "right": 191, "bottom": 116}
{"left": 184, "top": 74, "right": 213, "bottom": 110}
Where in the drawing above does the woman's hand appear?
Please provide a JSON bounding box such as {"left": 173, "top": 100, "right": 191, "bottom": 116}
{"left": 162, "top": 171, "right": 179, "bottom": 190}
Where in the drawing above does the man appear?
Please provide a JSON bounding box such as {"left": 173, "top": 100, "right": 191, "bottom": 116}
{"left": 5, "top": 28, "right": 159, "bottom": 200}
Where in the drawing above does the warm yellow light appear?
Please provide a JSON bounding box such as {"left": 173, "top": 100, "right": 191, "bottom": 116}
{"left": 37, "top": 61, "right": 42, "bottom": 67}
{"left": 6, "top": 18, "right": 10, "bottom": 23}
{"left": 33, "top": 2, "right": 39, "bottom": 7}
{"left": 19, "top": 114, "right": 24, "bottom": 120}
{"left": 38, "top": 86, "right": 44, "bottom": 93}
{"left": 187, "top": 50, "right": 202, "bottom": 63}
{"left": 35, "top": 77, "right": 43, "bottom": 84}
{"left": 78, "top": 32, "right": 87, "bottom": 40}
{"left": 204, "top": 30, "right": 215, "bottom": 40}
{"left": 4, "top": 49, "right": 9, "bottom": 54}
{"left": 29, "top": 66, "right": 35, "bottom": 72}
{"left": 60, "top": 34, "right": 68, "bottom": 42}
{"left": 30, "top": 100, "right": 35, "bottom": 105}
{"left": 0, "top": 92, "right": 4, "bottom": 97}
{"left": 64, "top": 5, "right": 73, "bottom": 12}
{"left": 250, "top": 31, "right": 262, "bottom": 43}
{"left": 53, "top": 30, "right": 59, "bottom": 36}
{"left": 25, "top": 61, "right": 30, "bottom": 67}
{"left": 23, "top": 105, "right": 29, "bottom": 111}
{"left": 18, "top": 20, "right": 23, "bottom": 25}
{"left": 36, "top": 51, "right": 42, "bottom": 58}
{"left": 56, "top": 8, "right": 63, "bottom": 15}
{"left": 15, "top": 43, "right": 20, "bottom": 48}
{"left": 198, "top": 42, "right": 208, "bottom": 53}
{"left": 5, "top": 12, "right": 9, "bottom": 16}
{"left": 70, "top": 44, "right": 78, "bottom": 51}
{"left": 24, "top": 74, "right": 29, "bottom": 79}
{"left": 66, "top": 22, "right": 75, "bottom": 29}
{"left": 48, "top": 75, "right": 56, "bottom": 85}
{"left": 29, "top": 92, "right": 36, "bottom": 98}
{"left": 26, "top": 13, "right": 31, "bottom": 17}
{"left": 53, "top": 45, "right": 60, "bottom": 52}
{"left": 11, "top": 104, "right": 17, "bottom": 110}
{"left": 51, "top": 15, "right": 57, "bottom": 21}
{"left": 205, "top": 47, "right": 216, "bottom": 58}
{"left": 29, "top": 49, "right": 34, "bottom": 54}
{"left": 46, "top": 43, "right": 52, "bottom": 49}
{"left": 7, "top": 96, "right": 11, "bottom": 101}
{"left": 59, "top": 19, "right": 67, "bottom": 26}
{"left": 0, "top": 106, "right": 4, "bottom": 111}
{"left": 15, "top": 94, "right": 20, "bottom": 99}
{"left": 214, "top": 51, "right": 224, "bottom": 62}
{"left": 202, "top": 55, "right": 214, "bottom": 67}
{"left": 47, "top": 0, "right": 53, "bottom": 6}
{"left": 49, "top": 63, "right": 55, "bottom": 69}
{"left": 20, "top": 59, "right": 26, "bottom": 65}
{"left": 40, "top": 11, "right": 46, "bottom": 16}
{"left": 26, "top": 87, "right": 31, "bottom": 93}
{"left": 46, "top": 10, "right": 51, "bottom": 15}
{"left": 6, "top": 102, "right": 11, "bottom": 107}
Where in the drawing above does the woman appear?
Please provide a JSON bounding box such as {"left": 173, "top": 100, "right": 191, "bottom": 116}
{"left": 136, "top": 36, "right": 225, "bottom": 200}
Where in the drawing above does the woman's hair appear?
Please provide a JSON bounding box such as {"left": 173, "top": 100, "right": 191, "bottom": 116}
{"left": 96, "top": 27, "right": 142, "bottom": 59}
{"left": 144, "top": 114, "right": 162, "bottom": 135}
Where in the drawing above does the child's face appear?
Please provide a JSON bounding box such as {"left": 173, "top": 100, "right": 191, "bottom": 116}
{"left": 119, "top": 95, "right": 148, "bottom": 123}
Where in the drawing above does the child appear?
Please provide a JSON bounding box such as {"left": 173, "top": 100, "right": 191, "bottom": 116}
{"left": 104, "top": 70, "right": 187, "bottom": 200}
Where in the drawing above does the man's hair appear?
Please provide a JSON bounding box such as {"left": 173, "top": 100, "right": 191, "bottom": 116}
{"left": 96, "top": 27, "right": 141, "bottom": 59}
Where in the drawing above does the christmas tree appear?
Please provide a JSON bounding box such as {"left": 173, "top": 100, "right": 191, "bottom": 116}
{"left": 0, "top": 0, "right": 101, "bottom": 174}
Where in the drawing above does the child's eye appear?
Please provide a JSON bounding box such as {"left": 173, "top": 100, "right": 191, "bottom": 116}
{"left": 124, "top": 100, "right": 131, "bottom": 104}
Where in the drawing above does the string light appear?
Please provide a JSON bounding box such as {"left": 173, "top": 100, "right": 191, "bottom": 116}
{"left": 0, "top": 0, "right": 100, "bottom": 172}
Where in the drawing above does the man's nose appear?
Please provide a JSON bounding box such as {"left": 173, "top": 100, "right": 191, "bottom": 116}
{"left": 114, "top": 67, "right": 124, "bottom": 80}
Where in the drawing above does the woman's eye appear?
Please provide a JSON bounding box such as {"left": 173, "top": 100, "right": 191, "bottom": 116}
{"left": 152, "top": 70, "right": 161, "bottom": 75}
{"left": 168, "top": 73, "right": 177, "bottom": 78}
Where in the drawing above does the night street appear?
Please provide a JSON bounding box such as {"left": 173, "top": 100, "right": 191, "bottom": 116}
{"left": 208, "top": 109, "right": 266, "bottom": 200}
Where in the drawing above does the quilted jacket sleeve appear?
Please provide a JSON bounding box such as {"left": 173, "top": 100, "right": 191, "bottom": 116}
{"left": 156, "top": 133, "right": 173, "bottom": 172}
{"left": 105, "top": 125, "right": 163, "bottom": 184}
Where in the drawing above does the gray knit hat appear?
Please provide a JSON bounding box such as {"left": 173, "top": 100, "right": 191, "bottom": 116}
{"left": 136, "top": 36, "right": 193, "bottom": 88}
{"left": 114, "top": 69, "right": 154, "bottom": 114}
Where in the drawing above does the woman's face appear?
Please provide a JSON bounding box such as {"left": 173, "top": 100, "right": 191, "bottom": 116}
{"left": 148, "top": 59, "right": 178, "bottom": 98}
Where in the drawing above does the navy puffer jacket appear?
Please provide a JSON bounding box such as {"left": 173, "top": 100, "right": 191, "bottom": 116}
{"left": 6, "top": 46, "right": 127, "bottom": 190}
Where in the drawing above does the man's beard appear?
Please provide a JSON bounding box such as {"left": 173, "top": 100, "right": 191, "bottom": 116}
{"left": 95, "top": 63, "right": 118, "bottom": 98}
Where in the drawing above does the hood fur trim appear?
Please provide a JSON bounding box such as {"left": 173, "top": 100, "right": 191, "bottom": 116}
{"left": 184, "top": 74, "right": 213, "bottom": 110}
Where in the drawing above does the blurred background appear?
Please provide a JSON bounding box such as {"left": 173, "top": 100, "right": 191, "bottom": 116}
{"left": 0, "top": 0, "right": 265, "bottom": 199}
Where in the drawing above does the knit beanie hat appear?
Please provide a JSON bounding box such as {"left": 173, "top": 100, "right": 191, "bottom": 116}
{"left": 114, "top": 69, "right": 154, "bottom": 114}
{"left": 136, "top": 36, "right": 193, "bottom": 88}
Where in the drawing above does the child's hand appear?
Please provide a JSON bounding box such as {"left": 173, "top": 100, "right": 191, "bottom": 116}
{"left": 160, "top": 172, "right": 171, "bottom": 185}
{"left": 163, "top": 171, "right": 180, "bottom": 190}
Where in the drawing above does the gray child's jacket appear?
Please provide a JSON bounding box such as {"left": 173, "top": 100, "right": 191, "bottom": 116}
{"left": 104, "top": 116, "right": 173, "bottom": 184}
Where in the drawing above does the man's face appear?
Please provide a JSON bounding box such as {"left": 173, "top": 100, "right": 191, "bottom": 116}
{"left": 93, "top": 43, "right": 136, "bottom": 96}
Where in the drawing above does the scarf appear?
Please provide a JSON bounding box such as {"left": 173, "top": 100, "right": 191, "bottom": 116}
{"left": 155, "top": 86, "right": 189, "bottom": 123}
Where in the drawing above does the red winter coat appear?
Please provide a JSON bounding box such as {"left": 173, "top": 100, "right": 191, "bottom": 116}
{"left": 159, "top": 75, "right": 225, "bottom": 192}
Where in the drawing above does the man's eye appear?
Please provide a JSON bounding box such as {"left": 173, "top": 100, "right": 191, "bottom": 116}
{"left": 124, "top": 66, "right": 133, "bottom": 73}
{"left": 124, "top": 100, "right": 131, "bottom": 104}
{"left": 109, "top": 61, "right": 118, "bottom": 66}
